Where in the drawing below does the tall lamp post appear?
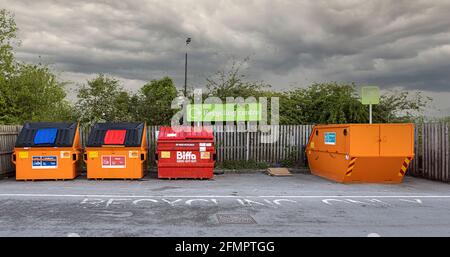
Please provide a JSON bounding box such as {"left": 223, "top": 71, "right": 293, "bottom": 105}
{"left": 184, "top": 37, "right": 191, "bottom": 96}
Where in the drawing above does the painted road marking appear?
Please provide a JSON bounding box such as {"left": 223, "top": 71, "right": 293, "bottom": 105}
{"left": 77, "top": 197, "right": 427, "bottom": 208}
{"left": 0, "top": 193, "right": 450, "bottom": 198}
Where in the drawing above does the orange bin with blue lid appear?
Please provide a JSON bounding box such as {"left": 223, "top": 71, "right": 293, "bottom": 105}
{"left": 12, "top": 122, "right": 81, "bottom": 180}
{"left": 305, "top": 123, "right": 415, "bottom": 183}
{"left": 84, "top": 122, "right": 147, "bottom": 179}
{"left": 156, "top": 126, "right": 216, "bottom": 179}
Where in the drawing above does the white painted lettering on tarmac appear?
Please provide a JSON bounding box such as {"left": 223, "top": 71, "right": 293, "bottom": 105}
{"left": 273, "top": 199, "right": 297, "bottom": 205}
{"left": 78, "top": 197, "right": 428, "bottom": 208}
{"left": 133, "top": 199, "right": 159, "bottom": 205}
{"left": 345, "top": 199, "right": 374, "bottom": 206}
{"left": 80, "top": 198, "right": 106, "bottom": 206}
{"left": 185, "top": 199, "right": 212, "bottom": 205}
{"left": 162, "top": 199, "right": 182, "bottom": 206}
{"left": 322, "top": 199, "right": 350, "bottom": 205}
{"left": 105, "top": 198, "right": 131, "bottom": 207}
{"left": 399, "top": 199, "right": 422, "bottom": 204}
{"left": 368, "top": 199, "right": 391, "bottom": 206}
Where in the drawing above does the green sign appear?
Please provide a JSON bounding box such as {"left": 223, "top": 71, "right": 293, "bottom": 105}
{"left": 361, "top": 86, "right": 380, "bottom": 105}
{"left": 187, "top": 103, "right": 262, "bottom": 122}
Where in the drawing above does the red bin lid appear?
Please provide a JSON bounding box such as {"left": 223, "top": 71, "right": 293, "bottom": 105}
{"left": 104, "top": 129, "right": 127, "bottom": 145}
{"left": 158, "top": 126, "right": 213, "bottom": 140}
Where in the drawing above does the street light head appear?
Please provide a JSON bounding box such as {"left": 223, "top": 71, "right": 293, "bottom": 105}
{"left": 186, "top": 37, "right": 191, "bottom": 45}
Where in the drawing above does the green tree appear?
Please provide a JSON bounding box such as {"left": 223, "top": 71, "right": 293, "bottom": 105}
{"left": 75, "top": 74, "right": 134, "bottom": 124}
{"left": 0, "top": 9, "right": 72, "bottom": 124}
{"left": 280, "top": 82, "right": 367, "bottom": 124}
{"left": 205, "top": 58, "right": 270, "bottom": 100}
{"left": 0, "top": 64, "right": 73, "bottom": 124}
{"left": 0, "top": 9, "right": 17, "bottom": 77}
{"left": 135, "top": 76, "right": 178, "bottom": 125}
{"left": 279, "top": 83, "right": 430, "bottom": 124}
{"left": 373, "top": 90, "right": 430, "bottom": 123}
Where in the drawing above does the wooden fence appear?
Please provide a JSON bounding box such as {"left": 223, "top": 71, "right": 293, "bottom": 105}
{"left": 80, "top": 125, "right": 313, "bottom": 166}
{"left": 408, "top": 123, "right": 450, "bottom": 182}
{"left": 1, "top": 123, "right": 449, "bottom": 183}
{"left": 144, "top": 125, "right": 312, "bottom": 166}
{"left": 0, "top": 125, "right": 23, "bottom": 176}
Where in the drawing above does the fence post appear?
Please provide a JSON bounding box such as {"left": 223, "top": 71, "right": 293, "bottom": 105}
{"left": 445, "top": 122, "right": 449, "bottom": 182}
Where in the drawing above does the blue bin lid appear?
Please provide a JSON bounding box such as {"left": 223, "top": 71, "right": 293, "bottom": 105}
{"left": 34, "top": 128, "right": 58, "bottom": 145}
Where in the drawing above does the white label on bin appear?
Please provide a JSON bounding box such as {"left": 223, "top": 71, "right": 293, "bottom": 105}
{"left": 324, "top": 132, "right": 336, "bottom": 145}
{"left": 167, "top": 133, "right": 176, "bottom": 137}
{"left": 32, "top": 156, "right": 58, "bottom": 169}
{"left": 176, "top": 143, "right": 195, "bottom": 147}
{"left": 129, "top": 151, "right": 139, "bottom": 158}
{"left": 176, "top": 151, "right": 197, "bottom": 163}
{"left": 199, "top": 146, "right": 206, "bottom": 152}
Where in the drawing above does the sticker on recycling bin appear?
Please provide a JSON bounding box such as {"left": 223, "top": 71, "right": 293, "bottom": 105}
{"left": 60, "top": 151, "right": 71, "bottom": 159}
{"left": 32, "top": 156, "right": 57, "bottom": 169}
{"left": 102, "top": 155, "right": 126, "bottom": 168}
{"left": 89, "top": 151, "right": 98, "bottom": 158}
{"left": 200, "top": 152, "right": 210, "bottom": 159}
{"left": 324, "top": 132, "right": 336, "bottom": 145}
{"left": 129, "top": 150, "right": 139, "bottom": 158}
{"left": 161, "top": 151, "right": 171, "bottom": 158}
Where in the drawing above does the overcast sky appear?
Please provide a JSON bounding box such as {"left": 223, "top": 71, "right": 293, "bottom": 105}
{"left": 2, "top": 0, "right": 450, "bottom": 116}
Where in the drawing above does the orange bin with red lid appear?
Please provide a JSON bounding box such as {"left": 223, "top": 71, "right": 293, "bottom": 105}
{"left": 156, "top": 126, "right": 216, "bottom": 179}
{"left": 84, "top": 122, "right": 147, "bottom": 179}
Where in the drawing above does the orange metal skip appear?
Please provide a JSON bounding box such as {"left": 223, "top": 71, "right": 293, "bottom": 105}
{"left": 84, "top": 126, "right": 148, "bottom": 179}
{"left": 12, "top": 125, "right": 82, "bottom": 180}
{"left": 305, "top": 123, "right": 415, "bottom": 183}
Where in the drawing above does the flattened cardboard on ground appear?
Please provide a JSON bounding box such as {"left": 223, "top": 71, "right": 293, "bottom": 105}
{"left": 267, "top": 167, "right": 292, "bottom": 176}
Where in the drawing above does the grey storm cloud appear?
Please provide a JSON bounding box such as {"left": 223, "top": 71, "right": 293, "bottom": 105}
{"left": 2, "top": 0, "right": 450, "bottom": 102}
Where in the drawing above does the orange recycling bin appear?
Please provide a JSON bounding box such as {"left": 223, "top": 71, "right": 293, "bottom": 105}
{"left": 84, "top": 122, "right": 148, "bottom": 179}
{"left": 305, "top": 123, "right": 415, "bottom": 183}
{"left": 12, "top": 122, "right": 81, "bottom": 180}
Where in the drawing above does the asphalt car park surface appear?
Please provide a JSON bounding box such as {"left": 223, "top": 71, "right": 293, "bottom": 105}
{"left": 0, "top": 172, "right": 449, "bottom": 237}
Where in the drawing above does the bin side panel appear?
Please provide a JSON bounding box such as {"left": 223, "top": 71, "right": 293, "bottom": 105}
{"left": 156, "top": 137, "right": 215, "bottom": 179}
{"left": 349, "top": 125, "right": 380, "bottom": 157}
{"left": 85, "top": 148, "right": 145, "bottom": 179}
{"left": 313, "top": 127, "right": 348, "bottom": 154}
{"left": 343, "top": 156, "right": 407, "bottom": 183}
{"left": 380, "top": 124, "right": 414, "bottom": 157}
{"left": 158, "top": 166, "right": 214, "bottom": 179}
{"left": 307, "top": 151, "right": 349, "bottom": 182}
{"left": 15, "top": 148, "right": 79, "bottom": 180}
